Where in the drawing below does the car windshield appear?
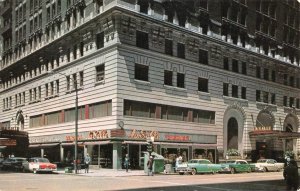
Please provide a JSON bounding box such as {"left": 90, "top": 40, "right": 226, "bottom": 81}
{"left": 36, "top": 158, "right": 50, "bottom": 163}
{"left": 15, "top": 158, "right": 26, "bottom": 162}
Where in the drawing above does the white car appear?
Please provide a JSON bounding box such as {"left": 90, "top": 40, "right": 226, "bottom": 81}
{"left": 254, "top": 159, "right": 284, "bottom": 172}
{"left": 22, "top": 157, "right": 57, "bottom": 173}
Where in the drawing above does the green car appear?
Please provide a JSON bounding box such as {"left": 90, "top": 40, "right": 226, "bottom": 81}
{"left": 187, "top": 159, "right": 221, "bottom": 175}
{"left": 219, "top": 160, "right": 253, "bottom": 174}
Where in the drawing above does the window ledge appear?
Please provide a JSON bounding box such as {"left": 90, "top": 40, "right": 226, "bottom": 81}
{"left": 163, "top": 84, "right": 173, "bottom": 89}
{"left": 223, "top": 96, "right": 248, "bottom": 103}
{"left": 45, "top": 94, "right": 59, "bottom": 100}
{"left": 256, "top": 102, "right": 277, "bottom": 109}
{"left": 134, "top": 79, "right": 151, "bottom": 85}
{"left": 3, "top": 108, "right": 12, "bottom": 112}
{"left": 14, "top": 104, "right": 25, "bottom": 108}
{"left": 29, "top": 99, "right": 41, "bottom": 104}
{"left": 173, "top": 86, "right": 187, "bottom": 91}
{"left": 198, "top": 91, "right": 210, "bottom": 96}
{"left": 95, "top": 80, "right": 105, "bottom": 86}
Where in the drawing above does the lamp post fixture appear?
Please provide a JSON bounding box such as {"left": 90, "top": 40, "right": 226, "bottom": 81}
{"left": 48, "top": 70, "right": 78, "bottom": 174}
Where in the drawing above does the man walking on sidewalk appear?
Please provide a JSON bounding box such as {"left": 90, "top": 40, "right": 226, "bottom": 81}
{"left": 84, "top": 154, "right": 91, "bottom": 173}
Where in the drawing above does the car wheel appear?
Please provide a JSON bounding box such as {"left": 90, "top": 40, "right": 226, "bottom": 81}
{"left": 247, "top": 167, "right": 251, "bottom": 173}
{"left": 263, "top": 167, "right": 267, "bottom": 172}
{"left": 191, "top": 169, "right": 197, "bottom": 175}
{"left": 230, "top": 168, "right": 235, "bottom": 174}
{"left": 33, "top": 169, "right": 37, "bottom": 174}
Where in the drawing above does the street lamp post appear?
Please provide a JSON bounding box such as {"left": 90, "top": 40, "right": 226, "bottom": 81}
{"left": 48, "top": 70, "right": 78, "bottom": 174}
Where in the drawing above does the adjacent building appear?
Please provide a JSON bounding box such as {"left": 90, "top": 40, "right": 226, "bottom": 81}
{"left": 0, "top": 0, "right": 299, "bottom": 169}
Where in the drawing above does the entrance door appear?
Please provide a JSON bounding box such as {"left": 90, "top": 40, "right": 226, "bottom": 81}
{"left": 285, "top": 124, "right": 293, "bottom": 151}
{"left": 227, "top": 117, "right": 238, "bottom": 150}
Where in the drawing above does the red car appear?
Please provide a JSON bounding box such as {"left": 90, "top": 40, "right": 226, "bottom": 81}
{"left": 22, "top": 157, "right": 57, "bottom": 173}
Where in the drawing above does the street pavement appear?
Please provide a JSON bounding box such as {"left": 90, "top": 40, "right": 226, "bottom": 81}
{"left": 55, "top": 168, "right": 149, "bottom": 177}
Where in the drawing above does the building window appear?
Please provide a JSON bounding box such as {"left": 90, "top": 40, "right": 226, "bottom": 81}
{"left": 263, "top": 91, "right": 269, "bottom": 103}
{"left": 94, "top": 64, "right": 105, "bottom": 82}
{"left": 66, "top": 76, "right": 70, "bottom": 90}
{"left": 164, "top": 70, "right": 173, "bottom": 86}
{"left": 177, "top": 73, "right": 185, "bottom": 88}
{"left": 241, "top": 87, "right": 246, "bottom": 99}
{"left": 80, "top": 42, "right": 84, "bottom": 57}
{"left": 65, "top": 106, "right": 86, "bottom": 122}
{"left": 223, "top": 57, "right": 229, "bottom": 70}
{"left": 241, "top": 62, "right": 247, "bottom": 75}
{"left": 232, "top": 59, "right": 238, "bottom": 73}
{"left": 271, "top": 93, "right": 276, "bottom": 105}
{"left": 139, "top": 0, "right": 148, "bottom": 14}
{"left": 136, "top": 31, "right": 148, "bottom": 49}
{"left": 223, "top": 83, "right": 229, "bottom": 96}
{"left": 30, "top": 115, "right": 42, "bottom": 128}
{"left": 165, "top": 39, "right": 173, "bottom": 56}
{"left": 283, "top": 74, "right": 288, "bottom": 85}
{"left": 296, "top": 78, "right": 300, "bottom": 89}
{"left": 177, "top": 43, "right": 185, "bottom": 59}
{"left": 263, "top": 68, "right": 269, "bottom": 80}
{"left": 135, "top": 64, "right": 148, "bottom": 81}
{"left": 296, "top": 98, "right": 300, "bottom": 109}
{"left": 124, "top": 100, "right": 155, "bottom": 118}
{"left": 289, "top": 76, "right": 294, "bottom": 87}
{"left": 283, "top": 96, "right": 287, "bottom": 107}
{"left": 256, "top": 66, "right": 261, "bottom": 78}
{"left": 45, "top": 111, "right": 60, "bottom": 126}
{"left": 79, "top": 71, "right": 84, "bottom": 87}
{"left": 96, "top": 32, "right": 104, "bottom": 49}
{"left": 89, "top": 100, "right": 112, "bottom": 118}
{"left": 73, "top": 44, "right": 77, "bottom": 60}
{"left": 289, "top": 97, "right": 295, "bottom": 107}
{"left": 232, "top": 85, "right": 238, "bottom": 98}
{"left": 198, "top": 77, "right": 208, "bottom": 92}
{"left": 45, "top": 84, "right": 49, "bottom": 97}
{"left": 199, "top": 49, "right": 208, "bottom": 65}
{"left": 256, "top": 90, "right": 261, "bottom": 102}
{"left": 72, "top": 74, "right": 77, "bottom": 89}
{"left": 272, "top": 70, "right": 276, "bottom": 82}
{"left": 50, "top": 82, "right": 54, "bottom": 95}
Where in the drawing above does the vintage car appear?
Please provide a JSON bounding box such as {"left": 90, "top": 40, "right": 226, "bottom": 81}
{"left": 22, "top": 157, "right": 57, "bottom": 173}
{"left": 219, "top": 160, "right": 254, "bottom": 174}
{"left": 254, "top": 159, "right": 284, "bottom": 172}
{"left": 182, "top": 159, "right": 221, "bottom": 175}
{"left": 1, "top": 157, "right": 27, "bottom": 171}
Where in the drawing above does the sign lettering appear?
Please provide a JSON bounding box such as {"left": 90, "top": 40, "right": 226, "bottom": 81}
{"left": 165, "top": 135, "right": 190, "bottom": 141}
{"left": 88, "top": 130, "right": 109, "bottom": 140}
{"left": 127, "top": 129, "right": 159, "bottom": 140}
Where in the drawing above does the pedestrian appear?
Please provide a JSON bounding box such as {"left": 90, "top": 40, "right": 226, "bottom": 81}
{"left": 147, "top": 156, "right": 154, "bottom": 176}
{"left": 124, "top": 154, "right": 130, "bottom": 172}
{"left": 283, "top": 159, "right": 299, "bottom": 191}
{"left": 84, "top": 154, "right": 91, "bottom": 173}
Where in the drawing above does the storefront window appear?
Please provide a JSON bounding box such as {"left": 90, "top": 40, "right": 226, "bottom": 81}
{"left": 161, "top": 147, "right": 188, "bottom": 166}
{"left": 193, "top": 149, "right": 215, "bottom": 163}
{"left": 90, "top": 144, "right": 112, "bottom": 168}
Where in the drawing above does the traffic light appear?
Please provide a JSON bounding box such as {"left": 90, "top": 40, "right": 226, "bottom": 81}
{"left": 147, "top": 142, "right": 153, "bottom": 154}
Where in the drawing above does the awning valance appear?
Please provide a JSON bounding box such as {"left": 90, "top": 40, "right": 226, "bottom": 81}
{"left": 29, "top": 143, "right": 60, "bottom": 148}
{"left": 249, "top": 130, "right": 300, "bottom": 139}
{"left": 153, "top": 142, "right": 217, "bottom": 147}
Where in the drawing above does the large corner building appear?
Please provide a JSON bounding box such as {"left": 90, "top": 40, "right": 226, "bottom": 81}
{"left": 0, "top": 0, "right": 299, "bottom": 169}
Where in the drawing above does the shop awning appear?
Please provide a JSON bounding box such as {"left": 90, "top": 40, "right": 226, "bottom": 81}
{"left": 61, "top": 142, "right": 85, "bottom": 146}
{"left": 84, "top": 141, "right": 110, "bottom": 145}
{"left": 153, "top": 142, "right": 217, "bottom": 147}
{"left": 249, "top": 130, "right": 300, "bottom": 139}
{"left": 123, "top": 141, "right": 148, "bottom": 145}
{"left": 29, "top": 143, "right": 60, "bottom": 148}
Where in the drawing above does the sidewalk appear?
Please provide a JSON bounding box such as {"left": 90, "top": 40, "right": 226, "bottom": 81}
{"left": 55, "top": 168, "right": 148, "bottom": 177}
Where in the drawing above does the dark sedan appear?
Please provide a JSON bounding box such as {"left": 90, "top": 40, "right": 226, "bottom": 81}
{"left": 1, "top": 157, "right": 27, "bottom": 171}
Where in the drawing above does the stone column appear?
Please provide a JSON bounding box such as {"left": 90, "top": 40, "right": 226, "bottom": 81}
{"left": 60, "top": 145, "right": 64, "bottom": 162}
{"left": 112, "top": 142, "right": 122, "bottom": 169}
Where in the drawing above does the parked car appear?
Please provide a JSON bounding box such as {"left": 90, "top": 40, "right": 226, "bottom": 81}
{"left": 22, "top": 157, "right": 57, "bottom": 173}
{"left": 254, "top": 159, "right": 284, "bottom": 172}
{"left": 1, "top": 157, "right": 27, "bottom": 171}
{"left": 219, "top": 160, "right": 254, "bottom": 174}
{"left": 185, "top": 159, "right": 221, "bottom": 175}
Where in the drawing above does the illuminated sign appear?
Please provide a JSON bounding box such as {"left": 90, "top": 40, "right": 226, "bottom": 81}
{"left": 88, "top": 130, "right": 109, "bottom": 139}
{"left": 0, "top": 139, "right": 17, "bottom": 146}
{"left": 254, "top": 126, "right": 272, "bottom": 131}
{"left": 127, "top": 129, "right": 159, "bottom": 140}
{"left": 165, "top": 135, "right": 190, "bottom": 141}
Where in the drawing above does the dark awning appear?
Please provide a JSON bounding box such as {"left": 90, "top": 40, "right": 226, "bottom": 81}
{"left": 249, "top": 130, "right": 300, "bottom": 139}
